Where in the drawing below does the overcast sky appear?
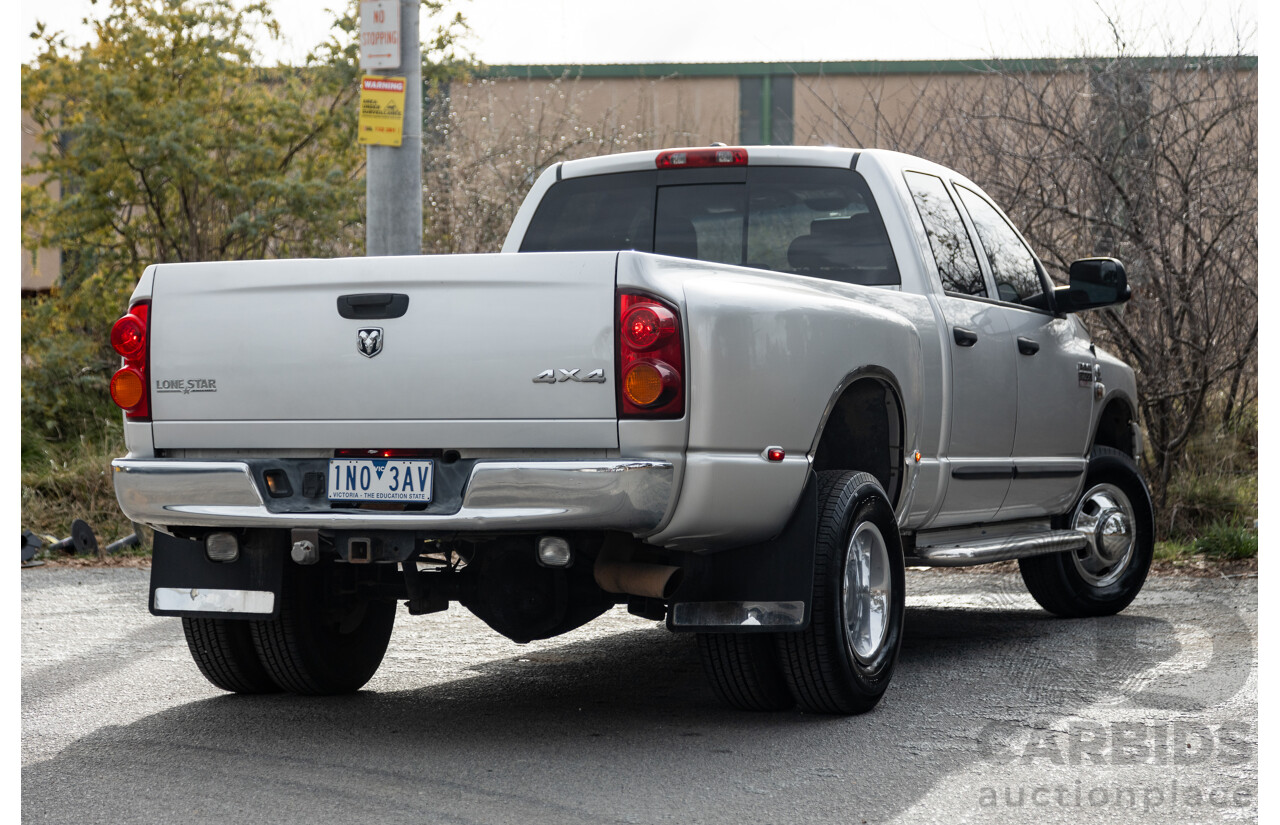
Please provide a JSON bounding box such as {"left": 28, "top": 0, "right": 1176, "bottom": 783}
{"left": 20, "top": 0, "right": 1258, "bottom": 66}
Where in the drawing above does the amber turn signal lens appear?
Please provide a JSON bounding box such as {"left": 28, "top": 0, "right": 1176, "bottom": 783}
{"left": 110, "top": 368, "right": 146, "bottom": 410}
{"left": 624, "top": 362, "right": 668, "bottom": 407}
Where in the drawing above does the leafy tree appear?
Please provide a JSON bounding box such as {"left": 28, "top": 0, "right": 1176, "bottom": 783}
{"left": 23, "top": 0, "right": 368, "bottom": 282}
{"left": 22, "top": 0, "right": 469, "bottom": 542}
{"left": 21, "top": 0, "right": 469, "bottom": 447}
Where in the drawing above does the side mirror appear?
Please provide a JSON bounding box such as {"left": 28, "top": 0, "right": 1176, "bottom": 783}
{"left": 1056, "top": 257, "right": 1131, "bottom": 313}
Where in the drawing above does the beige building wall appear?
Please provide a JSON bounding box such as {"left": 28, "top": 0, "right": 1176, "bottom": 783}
{"left": 464, "top": 70, "right": 1014, "bottom": 160}
{"left": 21, "top": 111, "right": 60, "bottom": 293}
{"left": 445, "top": 74, "right": 739, "bottom": 151}
{"left": 791, "top": 72, "right": 978, "bottom": 149}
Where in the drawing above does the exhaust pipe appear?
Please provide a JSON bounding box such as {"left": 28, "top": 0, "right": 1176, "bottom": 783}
{"left": 593, "top": 537, "right": 683, "bottom": 600}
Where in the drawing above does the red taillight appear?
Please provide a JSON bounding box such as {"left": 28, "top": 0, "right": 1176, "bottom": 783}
{"left": 618, "top": 293, "right": 684, "bottom": 418}
{"left": 622, "top": 304, "right": 676, "bottom": 351}
{"left": 655, "top": 147, "right": 748, "bottom": 169}
{"left": 109, "top": 301, "right": 150, "bottom": 419}
{"left": 110, "top": 315, "right": 146, "bottom": 359}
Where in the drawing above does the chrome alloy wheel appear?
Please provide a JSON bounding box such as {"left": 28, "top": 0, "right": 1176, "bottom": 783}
{"left": 842, "top": 520, "right": 892, "bottom": 663}
{"left": 1070, "top": 482, "right": 1137, "bottom": 587}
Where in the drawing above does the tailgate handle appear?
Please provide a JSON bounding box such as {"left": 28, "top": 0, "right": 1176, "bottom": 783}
{"left": 337, "top": 293, "right": 409, "bottom": 319}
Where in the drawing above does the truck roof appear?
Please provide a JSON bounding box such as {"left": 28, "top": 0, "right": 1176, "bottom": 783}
{"left": 556, "top": 145, "right": 963, "bottom": 180}
{"left": 559, "top": 145, "right": 863, "bottom": 178}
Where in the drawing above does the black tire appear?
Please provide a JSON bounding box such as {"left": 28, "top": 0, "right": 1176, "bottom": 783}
{"left": 776, "top": 471, "right": 906, "bottom": 715}
{"left": 182, "top": 617, "right": 281, "bottom": 694}
{"left": 696, "top": 632, "right": 795, "bottom": 711}
{"left": 1019, "top": 445, "right": 1154, "bottom": 617}
{"left": 250, "top": 562, "right": 396, "bottom": 695}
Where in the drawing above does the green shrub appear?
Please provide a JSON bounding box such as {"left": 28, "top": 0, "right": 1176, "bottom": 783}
{"left": 1193, "top": 518, "right": 1258, "bottom": 559}
{"left": 22, "top": 273, "right": 132, "bottom": 446}
{"left": 21, "top": 271, "right": 138, "bottom": 544}
{"left": 1158, "top": 405, "right": 1257, "bottom": 543}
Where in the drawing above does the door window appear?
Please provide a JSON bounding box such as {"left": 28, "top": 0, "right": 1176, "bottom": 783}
{"left": 904, "top": 172, "right": 986, "bottom": 297}
{"left": 955, "top": 185, "right": 1047, "bottom": 306}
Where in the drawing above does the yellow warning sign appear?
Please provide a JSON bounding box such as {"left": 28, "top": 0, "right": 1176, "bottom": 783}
{"left": 358, "top": 75, "right": 406, "bottom": 147}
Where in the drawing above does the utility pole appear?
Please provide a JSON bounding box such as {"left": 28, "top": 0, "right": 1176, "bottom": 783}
{"left": 365, "top": 0, "right": 422, "bottom": 256}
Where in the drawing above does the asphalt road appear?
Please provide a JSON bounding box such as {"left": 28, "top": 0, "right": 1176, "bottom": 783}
{"left": 22, "top": 566, "right": 1257, "bottom": 824}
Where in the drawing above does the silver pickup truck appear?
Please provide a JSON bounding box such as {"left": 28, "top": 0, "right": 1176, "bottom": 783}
{"left": 110, "top": 145, "right": 1152, "bottom": 714}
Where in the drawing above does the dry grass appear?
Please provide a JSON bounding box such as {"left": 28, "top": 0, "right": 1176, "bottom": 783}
{"left": 20, "top": 426, "right": 146, "bottom": 554}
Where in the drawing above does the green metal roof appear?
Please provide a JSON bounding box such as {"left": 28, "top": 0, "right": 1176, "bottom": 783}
{"left": 479, "top": 56, "right": 1256, "bottom": 79}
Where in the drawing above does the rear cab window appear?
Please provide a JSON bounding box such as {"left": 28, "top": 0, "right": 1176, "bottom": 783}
{"left": 520, "top": 166, "right": 900, "bottom": 287}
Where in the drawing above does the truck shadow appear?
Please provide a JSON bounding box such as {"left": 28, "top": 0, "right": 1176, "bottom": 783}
{"left": 23, "top": 589, "right": 1247, "bottom": 825}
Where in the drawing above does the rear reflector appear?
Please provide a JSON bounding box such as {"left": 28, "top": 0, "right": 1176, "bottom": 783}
{"left": 656, "top": 147, "right": 748, "bottom": 169}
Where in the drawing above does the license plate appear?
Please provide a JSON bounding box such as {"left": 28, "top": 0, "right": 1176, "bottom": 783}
{"left": 327, "top": 459, "right": 434, "bottom": 503}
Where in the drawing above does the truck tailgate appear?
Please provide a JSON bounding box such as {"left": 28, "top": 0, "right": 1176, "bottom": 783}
{"left": 146, "top": 251, "right": 620, "bottom": 449}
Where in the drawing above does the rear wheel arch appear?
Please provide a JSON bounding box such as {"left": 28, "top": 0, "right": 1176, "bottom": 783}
{"left": 810, "top": 371, "right": 906, "bottom": 509}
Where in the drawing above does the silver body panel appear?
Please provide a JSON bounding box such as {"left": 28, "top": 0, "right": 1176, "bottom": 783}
{"left": 144, "top": 252, "right": 619, "bottom": 448}
{"left": 117, "top": 146, "right": 1139, "bottom": 554}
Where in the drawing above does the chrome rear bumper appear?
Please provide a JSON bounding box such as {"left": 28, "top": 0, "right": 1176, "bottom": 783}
{"left": 112, "top": 458, "right": 674, "bottom": 533}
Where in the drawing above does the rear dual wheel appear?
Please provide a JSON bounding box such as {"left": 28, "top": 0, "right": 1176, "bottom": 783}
{"left": 696, "top": 633, "right": 794, "bottom": 711}
{"left": 183, "top": 616, "right": 279, "bottom": 694}
{"left": 697, "top": 471, "right": 906, "bottom": 714}
{"left": 778, "top": 471, "right": 905, "bottom": 714}
{"left": 182, "top": 560, "right": 396, "bottom": 695}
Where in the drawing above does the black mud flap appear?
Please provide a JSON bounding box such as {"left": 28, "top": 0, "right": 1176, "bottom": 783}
{"left": 666, "top": 471, "right": 817, "bottom": 633}
{"left": 149, "top": 532, "right": 284, "bottom": 620}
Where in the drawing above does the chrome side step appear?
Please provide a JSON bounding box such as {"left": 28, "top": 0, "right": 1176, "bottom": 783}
{"left": 910, "top": 529, "right": 1086, "bottom": 567}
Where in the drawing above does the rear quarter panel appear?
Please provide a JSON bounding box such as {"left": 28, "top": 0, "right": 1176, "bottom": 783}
{"left": 618, "top": 253, "right": 933, "bottom": 550}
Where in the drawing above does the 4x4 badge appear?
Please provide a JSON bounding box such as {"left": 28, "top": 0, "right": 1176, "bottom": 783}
{"left": 358, "top": 328, "right": 384, "bottom": 358}
{"left": 533, "top": 368, "right": 606, "bottom": 384}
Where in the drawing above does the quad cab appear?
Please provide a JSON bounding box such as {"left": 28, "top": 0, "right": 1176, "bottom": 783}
{"left": 111, "top": 146, "right": 1152, "bottom": 712}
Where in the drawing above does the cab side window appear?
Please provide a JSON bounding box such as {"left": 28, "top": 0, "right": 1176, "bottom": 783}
{"left": 904, "top": 171, "right": 986, "bottom": 297}
{"left": 955, "top": 185, "right": 1046, "bottom": 306}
